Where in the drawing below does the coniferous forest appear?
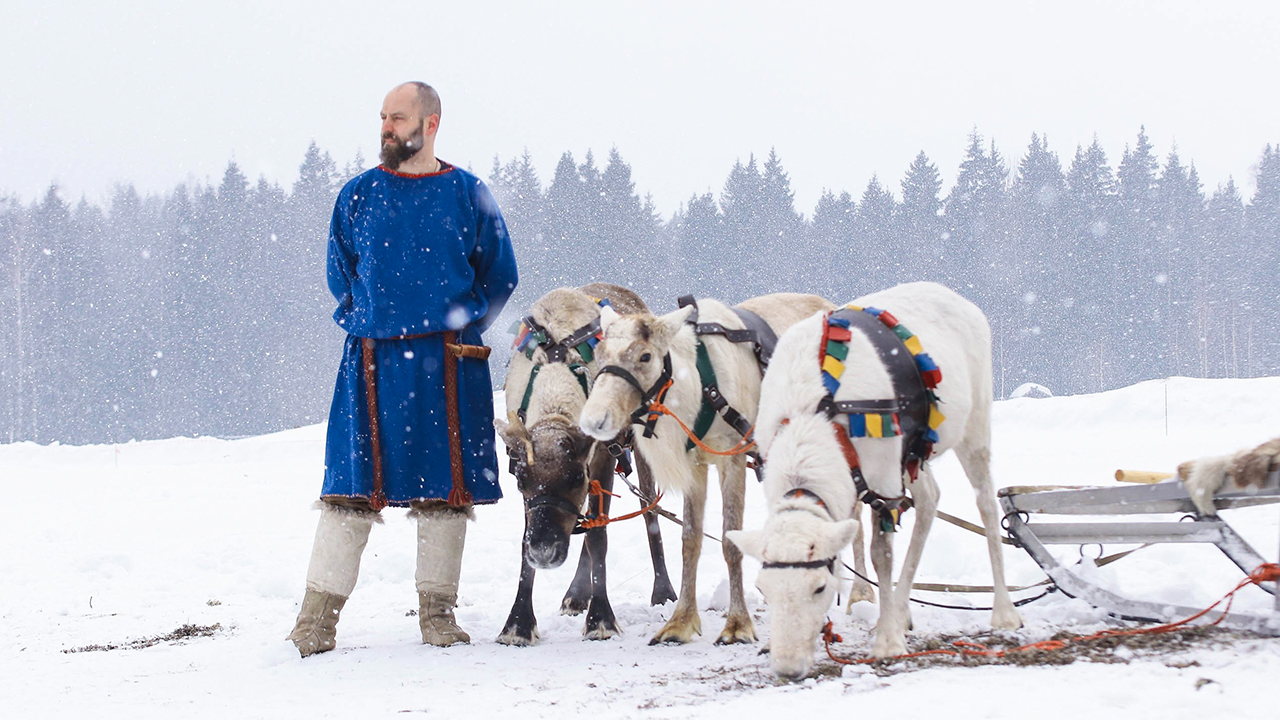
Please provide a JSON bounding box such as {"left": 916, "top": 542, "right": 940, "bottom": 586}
{"left": 2, "top": 129, "right": 1278, "bottom": 444}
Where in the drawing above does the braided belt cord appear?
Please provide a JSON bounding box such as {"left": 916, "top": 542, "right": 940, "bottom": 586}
{"left": 361, "top": 332, "right": 492, "bottom": 510}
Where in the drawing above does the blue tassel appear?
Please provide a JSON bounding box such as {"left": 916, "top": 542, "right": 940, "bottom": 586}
{"left": 822, "top": 372, "right": 841, "bottom": 395}
{"left": 915, "top": 353, "right": 938, "bottom": 372}
{"left": 829, "top": 316, "right": 851, "bottom": 329}
{"left": 848, "top": 414, "right": 867, "bottom": 437}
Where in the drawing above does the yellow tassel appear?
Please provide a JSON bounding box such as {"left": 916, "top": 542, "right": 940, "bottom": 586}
{"left": 904, "top": 335, "right": 923, "bottom": 355}
{"left": 929, "top": 406, "right": 946, "bottom": 429}
{"left": 821, "top": 355, "right": 845, "bottom": 378}
{"left": 866, "top": 414, "right": 883, "bottom": 438}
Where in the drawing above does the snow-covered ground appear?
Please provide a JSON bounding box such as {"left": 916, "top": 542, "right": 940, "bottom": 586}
{"left": 2, "top": 376, "right": 1278, "bottom": 719}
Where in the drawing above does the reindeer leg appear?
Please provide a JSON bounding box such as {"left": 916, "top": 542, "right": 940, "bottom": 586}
{"left": 497, "top": 546, "right": 540, "bottom": 646}
{"left": 559, "top": 537, "right": 592, "bottom": 615}
{"left": 956, "top": 444, "right": 1023, "bottom": 631}
{"left": 638, "top": 452, "right": 677, "bottom": 605}
{"left": 715, "top": 456, "right": 757, "bottom": 644}
{"left": 845, "top": 500, "right": 877, "bottom": 612}
{"left": 873, "top": 470, "right": 938, "bottom": 658}
{"left": 583, "top": 471, "right": 620, "bottom": 640}
{"left": 650, "top": 463, "right": 707, "bottom": 645}
{"left": 867, "top": 519, "right": 901, "bottom": 656}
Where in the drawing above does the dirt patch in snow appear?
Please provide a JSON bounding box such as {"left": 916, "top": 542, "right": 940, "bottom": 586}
{"left": 61, "top": 623, "right": 223, "bottom": 653}
{"left": 817, "top": 625, "right": 1272, "bottom": 677}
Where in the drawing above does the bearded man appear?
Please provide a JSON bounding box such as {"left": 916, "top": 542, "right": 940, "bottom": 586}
{"left": 287, "top": 81, "right": 518, "bottom": 656}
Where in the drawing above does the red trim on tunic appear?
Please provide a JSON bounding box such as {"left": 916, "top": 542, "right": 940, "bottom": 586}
{"left": 378, "top": 160, "right": 454, "bottom": 178}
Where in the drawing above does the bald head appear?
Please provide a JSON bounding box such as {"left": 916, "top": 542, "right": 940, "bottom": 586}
{"left": 380, "top": 82, "right": 443, "bottom": 172}
{"left": 401, "top": 81, "right": 441, "bottom": 119}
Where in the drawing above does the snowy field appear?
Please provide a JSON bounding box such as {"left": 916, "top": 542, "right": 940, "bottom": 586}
{"left": 2, "top": 376, "right": 1279, "bottom": 719}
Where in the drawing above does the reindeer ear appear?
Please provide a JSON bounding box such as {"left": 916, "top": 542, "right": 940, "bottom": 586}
{"left": 657, "top": 305, "right": 695, "bottom": 341}
{"left": 815, "top": 518, "right": 860, "bottom": 558}
{"left": 599, "top": 304, "right": 621, "bottom": 333}
{"left": 725, "top": 529, "right": 765, "bottom": 560}
{"left": 495, "top": 410, "right": 529, "bottom": 446}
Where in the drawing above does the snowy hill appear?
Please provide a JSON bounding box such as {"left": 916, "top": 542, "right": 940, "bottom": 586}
{"left": 1, "top": 377, "right": 1278, "bottom": 718}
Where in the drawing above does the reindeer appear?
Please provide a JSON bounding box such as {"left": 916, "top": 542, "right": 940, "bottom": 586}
{"left": 726, "top": 282, "right": 1022, "bottom": 678}
{"left": 579, "top": 293, "right": 834, "bottom": 645}
{"left": 494, "top": 283, "right": 676, "bottom": 645}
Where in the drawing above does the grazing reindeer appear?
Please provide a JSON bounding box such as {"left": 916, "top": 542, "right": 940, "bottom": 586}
{"left": 494, "top": 283, "right": 676, "bottom": 645}
{"left": 727, "top": 282, "right": 1022, "bottom": 678}
{"left": 579, "top": 293, "right": 834, "bottom": 645}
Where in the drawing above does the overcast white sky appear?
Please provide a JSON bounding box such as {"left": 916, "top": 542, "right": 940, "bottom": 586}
{"left": 2, "top": 1, "right": 1277, "bottom": 217}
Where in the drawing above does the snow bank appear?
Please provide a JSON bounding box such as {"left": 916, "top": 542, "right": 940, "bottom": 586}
{"left": 1, "top": 377, "right": 1277, "bottom": 718}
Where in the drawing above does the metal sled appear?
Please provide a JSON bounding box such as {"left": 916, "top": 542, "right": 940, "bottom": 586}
{"left": 999, "top": 469, "right": 1280, "bottom": 635}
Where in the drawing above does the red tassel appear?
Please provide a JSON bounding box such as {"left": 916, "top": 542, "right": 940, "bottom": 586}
{"left": 826, "top": 326, "right": 852, "bottom": 342}
{"left": 877, "top": 311, "right": 899, "bottom": 327}
{"left": 921, "top": 369, "right": 942, "bottom": 388}
{"left": 447, "top": 485, "right": 472, "bottom": 508}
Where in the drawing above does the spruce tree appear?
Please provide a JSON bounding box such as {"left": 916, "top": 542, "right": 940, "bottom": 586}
{"left": 719, "top": 155, "right": 766, "bottom": 301}
{"left": 1009, "top": 134, "right": 1067, "bottom": 394}
{"left": 1244, "top": 144, "right": 1280, "bottom": 375}
{"left": 809, "top": 189, "right": 857, "bottom": 300}
{"left": 897, "top": 151, "right": 945, "bottom": 283}
{"left": 855, "top": 175, "right": 897, "bottom": 289}
{"left": 1202, "top": 179, "right": 1246, "bottom": 377}
{"left": 672, "top": 191, "right": 727, "bottom": 297}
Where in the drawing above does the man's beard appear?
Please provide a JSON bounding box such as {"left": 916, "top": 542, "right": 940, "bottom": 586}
{"left": 380, "top": 119, "right": 425, "bottom": 170}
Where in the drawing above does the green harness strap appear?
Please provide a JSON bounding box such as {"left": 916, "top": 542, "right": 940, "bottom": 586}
{"left": 685, "top": 340, "right": 719, "bottom": 451}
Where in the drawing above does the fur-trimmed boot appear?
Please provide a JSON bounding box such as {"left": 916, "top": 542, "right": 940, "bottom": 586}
{"left": 414, "top": 507, "right": 471, "bottom": 646}
{"left": 287, "top": 502, "right": 377, "bottom": 657}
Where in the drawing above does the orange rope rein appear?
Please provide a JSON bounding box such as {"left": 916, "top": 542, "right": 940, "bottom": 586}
{"left": 644, "top": 398, "right": 758, "bottom": 457}
{"left": 822, "top": 563, "right": 1280, "bottom": 666}
{"left": 576, "top": 479, "right": 665, "bottom": 531}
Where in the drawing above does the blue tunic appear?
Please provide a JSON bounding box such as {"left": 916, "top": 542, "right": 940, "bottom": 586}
{"left": 322, "top": 163, "right": 518, "bottom": 506}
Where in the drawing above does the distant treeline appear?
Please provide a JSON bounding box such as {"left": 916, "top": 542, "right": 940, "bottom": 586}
{"left": 2, "top": 129, "right": 1278, "bottom": 444}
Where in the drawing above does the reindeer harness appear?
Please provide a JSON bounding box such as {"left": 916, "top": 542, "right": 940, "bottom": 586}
{"left": 818, "top": 306, "right": 945, "bottom": 532}
{"left": 507, "top": 298, "right": 634, "bottom": 495}
{"left": 599, "top": 296, "right": 775, "bottom": 478}
{"left": 759, "top": 488, "right": 840, "bottom": 573}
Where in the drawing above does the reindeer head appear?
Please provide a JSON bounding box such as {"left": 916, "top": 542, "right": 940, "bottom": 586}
{"left": 727, "top": 512, "right": 859, "bottom": 680}
{"left": 495, "top": 412, "right": 603, "bottom": 568}
{"left": 578, "top": 304, "right": 693, "bottom": 441}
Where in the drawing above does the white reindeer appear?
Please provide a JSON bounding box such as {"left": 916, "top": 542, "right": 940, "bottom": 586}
{"left": 579, "top": 293, "right": 833, "bottom": 645}
{"left": 726, "top": 282, "right": 1022, "bottom": 678}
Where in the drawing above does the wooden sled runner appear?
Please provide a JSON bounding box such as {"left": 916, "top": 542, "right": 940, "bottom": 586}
{"left": 999, "top": 469, "right": 1280, "bottom": 635}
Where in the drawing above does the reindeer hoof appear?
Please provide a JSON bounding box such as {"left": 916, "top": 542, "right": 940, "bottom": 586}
{"left": 844, "top": 583, "right": 877, "bottom": 613}
{"left": 649, "top": 607, "right": 701, "bottom": 645}
{"left": 992, "top": 607, "right": 1024, "bottom": 631}
{"left": 872, "top": 634, "right": 907, "bottom": 659}
{"left": 583, "top": 598, "right": 620, "bottom": 640}
{"left": 650, "top": 582, "right": 678, "bottom": 606}
{"left": 714, "top": 615, "right": 757, "bottom": 645}
{"left": 584, "top": 622, "right": 621, "bottom": 641}
{"left": 495, "top": 625, "right": 540, "bottom": 647}
{"left": 560, "top": 595, "right": 588, "bottom": 616}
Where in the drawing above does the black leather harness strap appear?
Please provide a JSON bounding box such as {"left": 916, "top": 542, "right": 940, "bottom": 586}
{"left": 763, "top": 557, "right": 837, "bottom": 572}
{"left": 597, "top": 354, "right": 674, "bottom": 439}
{"left": 826, "top": 308, "right": 932, "bottom": 474}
